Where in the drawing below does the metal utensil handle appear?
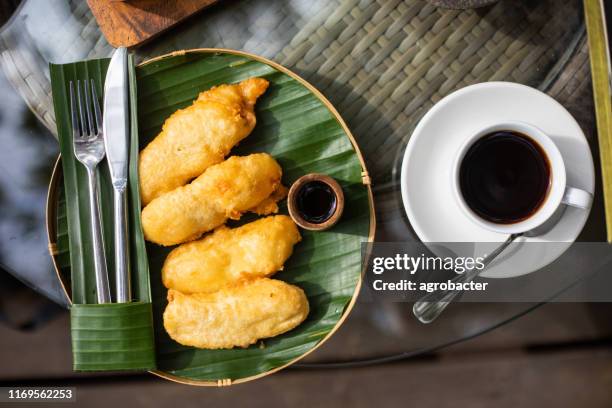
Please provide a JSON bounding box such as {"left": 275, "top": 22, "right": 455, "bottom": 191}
{"left": 87, "top": 167, "right": 111, "bottom": 304}
{"left": 413, "top": 234, "right": 519, "bottom": 324}
{"left": 114, "top": 187, "right": 131, "bottom": 302}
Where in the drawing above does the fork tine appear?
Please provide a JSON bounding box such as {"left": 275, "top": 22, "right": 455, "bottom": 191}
{"left": 76, "top": 80, "right": 89, "bottom": 136}
{"left": 83, "top": 79, "right": 95, "bottom": 136}
{"left": 90, "top": 79, "right": 103, "bottom": 134}
{"left": 69, "top": 81, "right": 80, "bottom": 137}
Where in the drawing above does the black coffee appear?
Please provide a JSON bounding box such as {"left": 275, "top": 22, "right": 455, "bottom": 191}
{"left": 459, "top": 131, "right": 551, "bottom": 224}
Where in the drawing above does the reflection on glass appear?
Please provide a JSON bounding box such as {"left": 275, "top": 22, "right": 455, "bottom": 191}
{"left": 0, "top": 66, "right": 67, "bottom": 305}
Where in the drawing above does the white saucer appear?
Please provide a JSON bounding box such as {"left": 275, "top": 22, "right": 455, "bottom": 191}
{"left": 400, "top": 82, "right": 595, "bottom": 278}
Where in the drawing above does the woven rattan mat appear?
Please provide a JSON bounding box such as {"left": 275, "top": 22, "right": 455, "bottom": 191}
{"left": 427, "top": 0, "right": 499, "bottom": 8}
{"left": 0, "top": 0, "right": 589, "bottom": 184}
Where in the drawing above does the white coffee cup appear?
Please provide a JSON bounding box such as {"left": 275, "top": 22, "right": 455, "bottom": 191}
{"left": 452, "top": 121, "right": 593, "bottom": 234}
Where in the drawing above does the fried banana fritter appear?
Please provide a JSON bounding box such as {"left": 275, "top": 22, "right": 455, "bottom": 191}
{"left": 249, "top": 185, "right": 288, "bottom": 215}
{"left": 139, "top": 78, "right": 269, "bottom": 205}
{"left": 162, "top": 215, "right": 301, "bottom": 294}
{"left": 164, "top": 279, "right": 309, "bottom": 349}
{"left": 141, "top": 153, "right": 283, "bottom": 246}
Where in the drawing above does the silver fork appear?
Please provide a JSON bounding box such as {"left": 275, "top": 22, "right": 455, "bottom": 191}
{"left": 70, "top": 79, "right": 111, "bottom": 304}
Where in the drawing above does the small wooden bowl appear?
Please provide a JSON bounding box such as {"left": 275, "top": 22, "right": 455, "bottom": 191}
{"left": 288, "top": 174, "right": 344, "bottom": 231}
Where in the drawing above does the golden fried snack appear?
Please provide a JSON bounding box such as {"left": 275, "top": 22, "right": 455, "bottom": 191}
{"left": 164, "top": 279, "right": 309, "bottom": 349}
{"left": 141, "top": 153, "right": 283, "bottom": 246}
{"left": 139, "top": 78, "right": 269, "bottom": 205}
{"left": 162, "top": 215, "right": 301, "bottom": 294}
{"left": 249, "top": 185, "right": 288, "bottom": 215}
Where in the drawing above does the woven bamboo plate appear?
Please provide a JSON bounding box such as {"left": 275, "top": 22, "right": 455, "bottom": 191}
{"left": 46, "top": 49, "right": 376, "bottom": 386}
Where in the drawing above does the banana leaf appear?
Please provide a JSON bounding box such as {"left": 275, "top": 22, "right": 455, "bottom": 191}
{"left": 53, "top": 50, "right": 374, "bottom": 384}
{"left": 50, "top": 57, "right": 155, "bottom": 371}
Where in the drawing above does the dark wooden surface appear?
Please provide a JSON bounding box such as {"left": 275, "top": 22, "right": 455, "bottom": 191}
{"left": 2, "top": 290, "right": 612, "bottom": 406}
{"left": 6, "top": 346, "right": 611, "bottom": 408}
{"left": 86, "top": 0, "right": 219, "bottom": 48}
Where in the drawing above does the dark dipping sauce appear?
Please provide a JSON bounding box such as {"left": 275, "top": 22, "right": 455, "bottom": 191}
{"left": 459, "top": 131, "right": 551, "bottom": 224}
{"left": 295, "top": 181, "right": 338, "bottom": 224}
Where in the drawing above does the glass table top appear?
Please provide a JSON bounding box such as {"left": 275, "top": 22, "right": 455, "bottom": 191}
{"left": 0, "top": 0, "right": 605, "bottom": 365}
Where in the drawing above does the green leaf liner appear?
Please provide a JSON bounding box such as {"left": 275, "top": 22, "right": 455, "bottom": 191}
{"left": 50, "top": 57, "right": 155, "bottom": 372}
{"left": 53, "top": 50, "right": 373, "bottom": 383}
{"left": 70, "top": 302, "right": 154, "bottom": 371}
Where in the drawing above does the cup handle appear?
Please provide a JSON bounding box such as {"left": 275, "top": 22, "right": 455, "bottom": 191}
{"left": 562, "top": 186, "right": 593, "bottom": 210}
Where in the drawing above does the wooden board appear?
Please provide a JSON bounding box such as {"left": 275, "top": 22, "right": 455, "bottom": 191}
{"left": 584, "top": 0, "right": 612, "bottom": 241}
{"left": 87, "top": 0, "right": 219, "bottom": 48}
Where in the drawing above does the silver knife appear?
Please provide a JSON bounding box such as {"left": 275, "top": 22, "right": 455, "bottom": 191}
{"left": 103, "top": 47, "right": 131, "bottom": 302}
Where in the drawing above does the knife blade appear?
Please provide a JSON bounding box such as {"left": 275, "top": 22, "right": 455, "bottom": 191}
{"left": 104, "top": 47, "right": 129, "bottom": 185}
{"left": 103, "top": 47, "right": 131, "bottom": 302}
